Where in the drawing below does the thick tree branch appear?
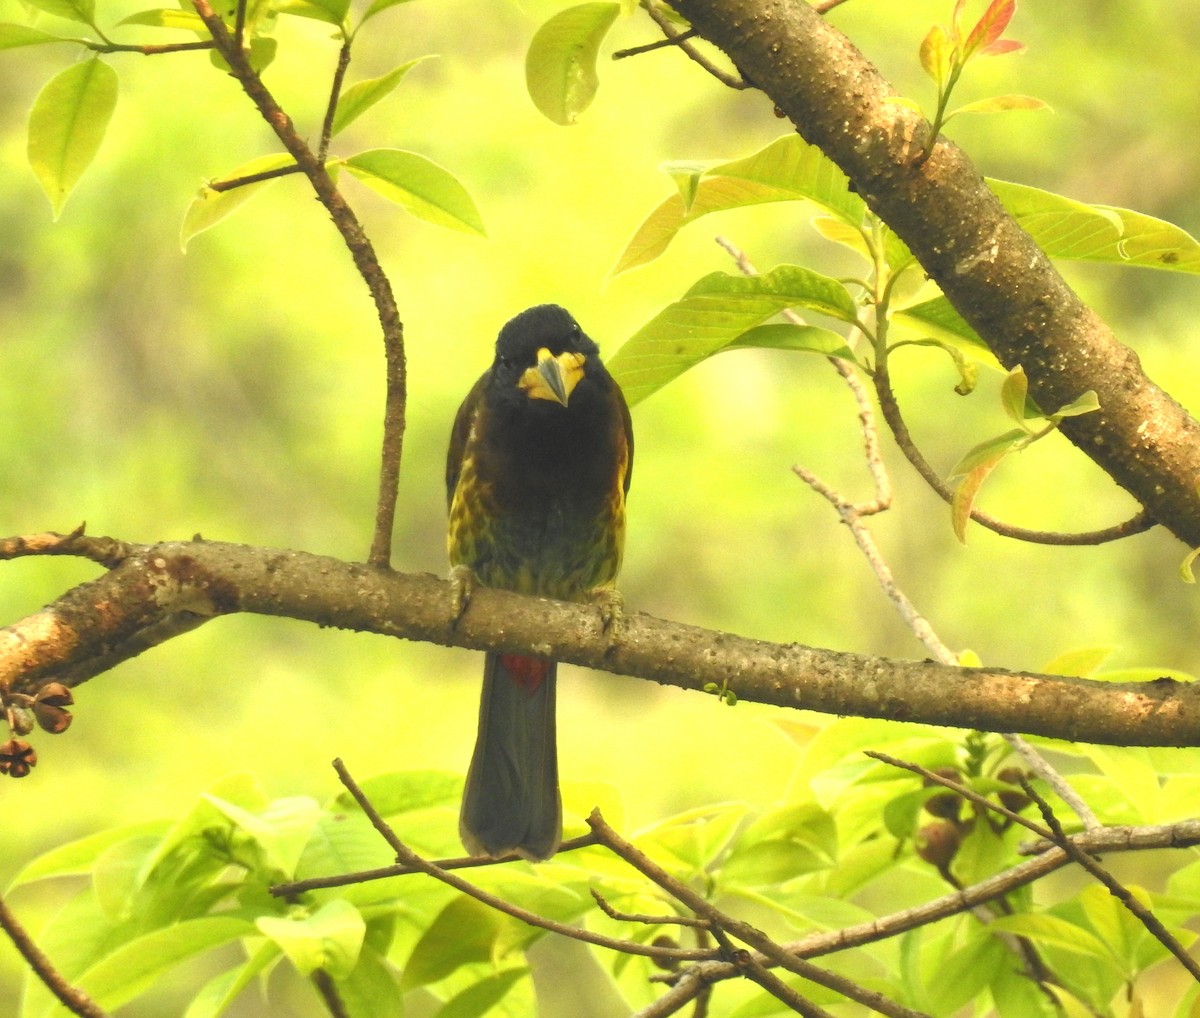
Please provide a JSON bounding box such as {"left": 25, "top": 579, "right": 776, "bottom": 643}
{"left": 669, "top": 0, "right": 1200, "bottom": 547}
{"left": 3, "top": 536, "right": 1200, "bottom": 746}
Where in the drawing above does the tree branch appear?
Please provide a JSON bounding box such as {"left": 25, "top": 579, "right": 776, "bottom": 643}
{"left": 4, "top": 535, "right": 1200, "bottom": 746}
{"left": 668, "top": 0, "right": 1200, "bottom": 548}
{"left": 190, "top": 0, "right": 405, "bottom": 569}
{"left": 0, "top": 893, "right": 108, "bottom": 1018}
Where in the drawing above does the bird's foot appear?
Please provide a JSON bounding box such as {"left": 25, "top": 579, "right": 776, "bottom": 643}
{"left": 449, "top": 564, "right": 477, "bottom": 625}
{"left": 590, "top": 586, "right": 625, "bottom": 643}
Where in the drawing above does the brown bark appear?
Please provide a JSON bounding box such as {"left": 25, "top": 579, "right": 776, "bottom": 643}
{"left": 670, "top": 0, "right": 1200, "bottom": 547}
{"left": 4, "top": 539, "right": 1199, "bottom": 746}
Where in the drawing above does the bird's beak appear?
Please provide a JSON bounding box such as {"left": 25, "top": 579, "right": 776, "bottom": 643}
{"left": 520, "top": 347, "right": 586, "bottom": 406}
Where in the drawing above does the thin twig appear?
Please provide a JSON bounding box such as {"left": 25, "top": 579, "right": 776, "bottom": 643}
{"left": 866, "top": 750, "right": 1055, "bottom": 840}
{"left": 208, "top": 163, "right": 304, "bottom": 193}
{"left": 273, "top": 832, "right": 602, "bottom": 896}
{"left": 587, "top": 810, "right": 932, "bottom": 1018}
{"left": 719, "top": 237, "right": 1100, "bottom": 835}
{"left": 0, "top": 526, "right": 133, "bottom": 569}
{"left": 643, "top": 3, "right": 751, "bottom": 89}
{"left": 613, "top": 28, "right": 698, "bottom": 60}
{"left": 191, "top": 0, "right": 406, "bottom": 569}
{"left": 311, "top": 969, "right": 350, "bottom": 1018}
{"left": 590, "top": 889, "right": 710, "bottom": 928}
{"left": 1004, "top": 732, "right": 1100, "bottom": 830}
{"left": 0, "top": 893, "right": 109, "bottom": 1018}
{"left": 329, "top": 759, "right": 714, "bottom": 964}
{"left": 707, "top": 924, "right": 834, "bottom": 1018}
{"left": 873, "top": 356, "right": 1155, "bottom": 545}
{"left": 1023, "top": 780, "right": 1200, "bottom": 984}
{"left": 812, "top": 0, "right": 854, "bottom": 12}
{"left": 319, "top": 40, "right": 353, "bottom": 163}
{"left": 85, "top": 39, "right": 216, "bottom": 54}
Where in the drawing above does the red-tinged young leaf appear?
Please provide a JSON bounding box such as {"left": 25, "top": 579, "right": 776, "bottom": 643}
{"left": 920, "top": 24, "right": 953, "bottom": 86}
{"left": 950, "top": 428, "right": 1026, "bottom": 478}
{"left": 982, "top": 37, "right": 1025, "bottom": 56}
{"left": 951, "top": 0, "right": 968, "bottom": 39}
{"left": 964, "top": 0, "right": 1015, "bottom": 59}
{"left": 952, "top": 458, "right": 1001, "bottom": 543}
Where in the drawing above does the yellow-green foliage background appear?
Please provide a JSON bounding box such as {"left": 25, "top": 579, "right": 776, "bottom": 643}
{"left": 2, "top": 0, "right": 1199, "bottom": 1011}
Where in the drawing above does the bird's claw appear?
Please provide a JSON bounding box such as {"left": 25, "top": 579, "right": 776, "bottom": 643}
{"left": 591, "top": 587, "right": 624, "bottom": 643}
{"left": 449, "top": 564, "right": 477, "bottom": 625}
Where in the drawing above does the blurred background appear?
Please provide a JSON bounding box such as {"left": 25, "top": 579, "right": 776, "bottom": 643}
{"left": 2, "top": 0, "right": 1199, "bottom": 1011}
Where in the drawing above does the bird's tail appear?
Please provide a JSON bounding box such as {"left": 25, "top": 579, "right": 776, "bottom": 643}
{"left": 460, "top": 652, "right": 561, "bottom": 861}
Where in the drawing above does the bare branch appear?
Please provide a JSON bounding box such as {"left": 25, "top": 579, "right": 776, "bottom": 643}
{"left": 588, "top": 810, "right": 932, "bottom": 1018}
{"left": 329, "top": 759, "right": 715, "bottom": 964}
{"left": 873, "top": 357, "right": 1156, "bottom": 545}
{"left": 4, "top": 537, "right": 1200, "bottom": 747}
{"left": 670, "top": 0, "right": 1200, "bottom": 548}
{"left": 190, "top": 0, "right": 405, "bottom": 569}
{"left": 1023, "top": 780, "right": 1200, "bottom": 984}
{"left": 0, "top": 893, "right": 109, "bottom": 1018}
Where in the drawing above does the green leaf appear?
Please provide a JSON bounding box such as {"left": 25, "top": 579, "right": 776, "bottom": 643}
{"left": 401, "top": 894, "right": 505, "bottom": 990}
{"left": 892, "top": 295, "right": 991, "bottom": 353}
{"left": 926, "top": 927, "right": 1008, "bottom": 1015}
{"left": 118, "top": 8, "right": 206, "bottom": 30}
{"left": 6, "top": 820, "right": 170, "bottom": 891}
{"left": 332, "top": 769, "right": 462, "bottom": 815}
{"left": 358, "top": 0, "right": 417, "bottom": 28}
{"left": 660, "top": 159, "right": 718, "bottom": 215}
{"left": 256, "top": 899, "right": 366, "bottom": 979}
{"left": 990, "top": 179, "right": 1200, "bottom": 273}
{"left": 74, "top": 916, "right": 257, "bottom": 1012}
{"left": 725, "top": 322, "right": 858, "bottom": 362}
{"left": 343, "top": 148, "right": 485, "bottom": 235}
{"left": 1040, "top": 646, "right": 1116, "bottom": 677}
{"left": 434, "top": 967, "right": 528, "bottom": 1018}
{"left": 203, "top": 793, "right": 322, "bottom": 878}
{"left": 27, "top": 57, "right": 118, "bottom": 219}
{"left": 999, "top": 365, "right": 1029, "bottom": 425}
{"left": 635, "top": 802, "right": 749, "bottom": 874}
{"left": 988, "top": 912, "right": 1109, "bottom": 959}
{"left": 889, "top": 337, "right": 979, "bottom": 394}
{"left": 24, "top": 0, "right": 93, "bottom": 23}
{"left": 180, "top": 153, "right": 300, "bottom": 249}
{"left": 274, "top": 0, "right": 350, "bottom": 26}
{"left": 612, "top": 134, "right": 863, "bottom": 276}
{"left": 525, "top": 2, "right": 620, "bottom": 126}
{"left": 950, "top": 428, "right": 1028, "bottom": 478}
{"left": 334, "top": 946, "right": 405, "bottom": 1018}
{"left": 183, "top": 940, "right": 281, "bottom": 1018}
{"left": 332, "top": 57, "right": 430, "bottom": 137}
{"left": 1181, "top": 546, "right": 1200, "bottom": 584}
{"left": 1092, "top": 667, "right": 1197, "bottom": 685}
{"left": 719, "top": 803, "right": 837, "bottom": 887}
{"left": 1050, "top": 389, "right": 1100, "bottom": 419}
{"left": 605, "top": 265, "right": 860, "bottom": 405}
{"left": 0, "top": 23, "right": 70, "bottom": 47}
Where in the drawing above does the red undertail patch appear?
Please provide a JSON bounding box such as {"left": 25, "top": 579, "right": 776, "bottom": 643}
{"left": 500, "top": 654, "right": 552, "bottom": 695}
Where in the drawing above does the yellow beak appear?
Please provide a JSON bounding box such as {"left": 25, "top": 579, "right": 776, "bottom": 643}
{"left": 519, "top": 347, "right": 586, "bottom": 406}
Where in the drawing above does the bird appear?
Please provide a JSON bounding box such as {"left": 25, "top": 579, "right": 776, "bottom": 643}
{"left": 446, "top": 304, "right": 633, "bottom": 861}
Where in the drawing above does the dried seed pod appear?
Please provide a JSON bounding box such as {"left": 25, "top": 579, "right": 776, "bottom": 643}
{"left": 0, "top": 738, "right": 37, "bottom": 778}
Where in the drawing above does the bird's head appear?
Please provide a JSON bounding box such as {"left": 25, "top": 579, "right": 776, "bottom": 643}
{"left": 491, "top": 304, "right": 600, "bottom": 409}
